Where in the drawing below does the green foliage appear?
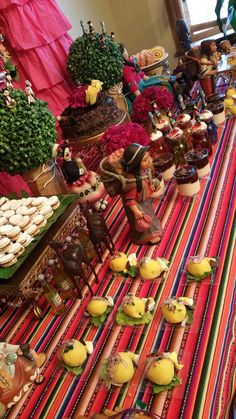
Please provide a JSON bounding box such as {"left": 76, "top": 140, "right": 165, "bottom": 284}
{"left": 116, "top": 308, "right": 153, "bottom": 326}
{"left": 90, "top": 307, "right": 112, "bottom": 326}
{"left": 61, "top": 363, "right": 83, "bottom": 376}
{"left": 0, "top": 88, "right": 56, "bottom": 175}
{"left": 215, "top": 0, "right": 236, "bottom": 33}
{"left": 152, "top": 374, "right": 182, "bottom": 394}
{"left": 67, "top": 33, "right": 124, "bottom": 90}
{"left": 99, "top": 359, "right": 112, "bottom": 389}
{"left": 186, "top": 257, "right": 219, "bottom": 282}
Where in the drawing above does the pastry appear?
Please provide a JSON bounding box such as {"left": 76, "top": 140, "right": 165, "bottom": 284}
{"left": 47, "top": 196, "right": 60, "bottom": 210}
{"left": 0, "top": 253, "right": 17, "bottom": 267}
{"left": 153, "top": 153, "right": 176, "bottom": 181}
{"left": 0, "top": 217, "right": 7, "bottom": 227}
{"left": 173, "top": 165, "right": 200, "bottom": 196}
{"left": 31, "top": 214, "right": 46, "bottom": 229}
{"left": 3, "top": 209, "right": 15, "bottom": 219}
{"left": 39, "top": 205, "right": 53, "bottom": 219}
{"left": 16, "top": 206, "right": 31, "bottom": 216}
{"left": 0, "top": 225, "right": 14, "bottom": 236}
{"left": 25, "top": 224, "right": 39, "bottom": 236}
{"left": 185, "top": 149, "right": 210, "bottom": 177}
{"left": 0, "top": 197, "right": 8, "bottom": 207}
{"left": 16, "top": 232, "right": 33, "bottom": 247}
{"left": 0, "top": 201, "right": 12, "bottom": 211}
{"left": 7, "top": 226, "right": 21, "bottom": 240}
{"left": 0, "top": 237, "right": 11, "bottom": 251}
{"left": 5, "top": 242, "right": 24, "bottom": 256}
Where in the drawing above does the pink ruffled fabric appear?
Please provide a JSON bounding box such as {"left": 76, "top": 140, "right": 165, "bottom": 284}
{"left": 0, "top": 0, "right": 74, "bottom": 194}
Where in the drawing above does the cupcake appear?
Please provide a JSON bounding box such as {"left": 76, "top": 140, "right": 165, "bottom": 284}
{"left": 185, "top": 149, "right": 210, "bottom": 177}
{"left": 153, "top": 153, "right": 175, "bottom": 181}
{"left": 173, "top": 165, "right": 200, "bottom": 197}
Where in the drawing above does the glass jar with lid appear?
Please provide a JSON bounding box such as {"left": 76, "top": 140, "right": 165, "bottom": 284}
{"left": 191, "top": 119, "right": 212, "bottom": 156}
{"left": 165, "top": 127, "right": 188, "bottom": 164}
{"left": 175, "top": 113, "right": 193, "bottom": 150}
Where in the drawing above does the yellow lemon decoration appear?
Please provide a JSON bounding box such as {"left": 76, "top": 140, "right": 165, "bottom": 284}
{"left": 122, "top": 295, "right": 146, "bottom": 318}
{"left": 146, "top": 358, "right": 174, "bottom": 385}
{"left": 230, "top": 105, "right": 236, "bottom": 115}
{"left": 226, "top": 88, "right": 236, "bottom": 97}
{"left": 161, "top": 299, "right": 187, "bottom": 324}
{"left": 187, "top": 257, "right": 213, "bottom": 277}
{"left": 59, "top": 339, "right": 93, "bottom": 368}
{"left": 109, "top": 252, "right": 128, "bottom": 272}
{"left": 105, "top": 352, "right": 138, "bottom": 386}
{"left": 224, "top": 98, "right": 234, "bottom": 109}
{"left": 139, "top": 257, "right": 169, "bottom": 280}
{"left": 86, "top": 296, "right": 113, "bottom": 317}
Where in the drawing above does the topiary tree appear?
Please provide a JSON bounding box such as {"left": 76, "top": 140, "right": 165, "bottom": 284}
{"left": 0, "top": 88, "right": 57, "bottom": 175}
{"left": 67, "top": 32, "right": 124, "bottom": 90}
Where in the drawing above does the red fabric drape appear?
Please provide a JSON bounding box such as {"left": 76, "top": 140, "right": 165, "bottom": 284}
{"left": 0, "top": 0, "right": 74, "bottom": 195}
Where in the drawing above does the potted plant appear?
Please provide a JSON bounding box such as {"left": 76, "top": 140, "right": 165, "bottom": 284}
{"left": 0, "top": 86, "right": 66, "bottom": 195}
{"left": 67, "top": 29, "right": 123, "bottom": 91}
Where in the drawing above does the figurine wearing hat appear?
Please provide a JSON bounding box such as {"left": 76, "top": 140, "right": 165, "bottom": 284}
{"left": 56, "top": 143, "right": 108, "bottom": 211}
{"left": 120, "top": 143, "right": 163, "bottom": 244}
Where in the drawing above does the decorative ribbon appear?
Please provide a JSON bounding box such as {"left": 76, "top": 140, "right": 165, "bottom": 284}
{"left": 26, "top": 159, "right": 61, "bottom": 190}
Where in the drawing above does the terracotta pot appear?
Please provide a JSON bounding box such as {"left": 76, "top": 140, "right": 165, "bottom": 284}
{"left": 22, "top": 159, "right": 67, "bottom": 196}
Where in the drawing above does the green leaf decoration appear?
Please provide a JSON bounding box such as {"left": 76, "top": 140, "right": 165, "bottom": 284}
{"left": 228, "top": 0, "right": 236, "bottom": 31}
{"left": 185, "top": 307, "right": 194, "bottom": 325}
{"left": 90, "top": 307, "right": 112, "bottom": 326}
{"left": 215, "top": 0, "right": 226, "bottom": 32}
{"left": 0, "top": 88, "right": 56, "bottom": 175}
{"left": 186, "top": 258, "right": 219, "bottom": 282}
{"left": 99, "top": 359, "right": 112, "bottom": 389}
{"left": 116, "top": 308, "right": 153, "bottom": 326}
{"left": 62, "top": 363, "right": 83, "bottom": 376}
{"left": 152, "top": 374, "right": 182, "bottom": 394}
{"left": 67, "top": 33, "right": 124, "bottom": 90}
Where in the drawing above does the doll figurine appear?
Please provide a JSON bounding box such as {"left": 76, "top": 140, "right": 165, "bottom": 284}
{"left": 199, "top": 40, "right": 219, "bottom": 97}
{"left": 0, "top": 341, "right": 46, "bottom": 412}
{"left": 119, "top": 43, "right": 173, "bottom": 112}
{"left": 103, "top": 144, "right": 163, "bottom": 245}
{"left": 25, "top": 80, "right": 36, "bottom": 104}
{"left": 5, "top": 74, "right": 13, "bottom": 90}
{"left": 59, "top": 144, "right": 108, "bottom": 211}
{"left": 2, "top": 89, "right": 16, "bottom": 109}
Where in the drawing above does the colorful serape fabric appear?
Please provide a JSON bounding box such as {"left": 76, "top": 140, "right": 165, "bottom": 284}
{"left": 0, "top": 115, "right": 235, "bottom": 418}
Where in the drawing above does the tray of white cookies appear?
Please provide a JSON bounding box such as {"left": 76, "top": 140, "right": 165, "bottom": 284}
{"left": 0, "top": 194, "right": 76, "bottom": 279}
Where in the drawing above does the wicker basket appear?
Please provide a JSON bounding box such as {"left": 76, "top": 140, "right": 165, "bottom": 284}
{"left": 22, "top": 159, "right": 67, "bottom": 196}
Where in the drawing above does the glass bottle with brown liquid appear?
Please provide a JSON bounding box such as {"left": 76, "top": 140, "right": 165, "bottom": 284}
{"left": 37, "top": 274, "right": 65, "bottom": 315}
{"left": 48, "top": 258, "right": 75, "bottom": 300}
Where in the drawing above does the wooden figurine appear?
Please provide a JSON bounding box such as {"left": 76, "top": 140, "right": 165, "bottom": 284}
{"left": 81, "top": 204, "right": 115, "bottom": 262}
{"left": 50, "top": 241, "right": 99, "bottom": 298}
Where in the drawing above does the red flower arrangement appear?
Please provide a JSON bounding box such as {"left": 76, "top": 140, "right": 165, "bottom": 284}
{"left": 101, "top": 122, "right": 150, "bottom": 155}
{"left": 132, "top": 86, "right": 174, "bottom": 124}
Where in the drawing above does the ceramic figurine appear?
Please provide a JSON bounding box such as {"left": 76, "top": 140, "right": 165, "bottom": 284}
{"left": 0, "top": 341, "right": 46, "bottom": 412}
{"left": 101, "top": 144, "right": 163, "bottom": 245}
{"left": 5, "top": 74, "right": 13, "bottom": 90}
{"left": 2, "top": 89, "right": 16, "bottom": 109}
{"left": 25, "top": 80, "right": 36, "bottom": 104}
{"left": 199, "top": 40, "right": 219, "bottom": 97}
{"left": 57, "top": 144, "right": 108, "bottom": 212}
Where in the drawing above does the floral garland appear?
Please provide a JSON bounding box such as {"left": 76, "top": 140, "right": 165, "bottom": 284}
{"left": 132, "top": 86, "right": 174, "bottom": 124}
{"left": 101, "top": 122, "right": 150, "bottom": 155}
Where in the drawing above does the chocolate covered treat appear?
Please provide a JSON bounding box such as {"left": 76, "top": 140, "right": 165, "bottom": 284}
{"left": 174, "top": 165, "right": 200, "bottom": 196}
{"left": 185, "top": 149, "right": 210, "bottom": 177}
{"left": 149, "top": 130, "right": 169, "bottom": 156}
{"left": 153, "top": 153, "right": 176, "bottom": 181}
{"left": 60, "top": 93, "right": 125, "bottom": 141}
{"left": 191, "top": 120, "right": 212, "bottom": 156}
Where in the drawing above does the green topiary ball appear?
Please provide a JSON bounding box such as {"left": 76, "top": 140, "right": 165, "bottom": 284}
{"left": 67, "top": 33, "right": 124, "bottom": 90}
{"left": 0, "top": 88, "right": 57, "bottom": 175}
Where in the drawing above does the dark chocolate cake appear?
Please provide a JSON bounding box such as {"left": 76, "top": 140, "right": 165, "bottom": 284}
{"left": 59, "top": 93, "right": 125, "bottom": 141}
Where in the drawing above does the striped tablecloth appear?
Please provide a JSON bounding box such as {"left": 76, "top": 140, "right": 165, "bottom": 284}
{"left": 0, "top": 117, "right": 235, "bottom": 419}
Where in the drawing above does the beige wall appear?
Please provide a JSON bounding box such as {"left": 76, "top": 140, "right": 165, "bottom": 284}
{"left": 56, "top": 0, "right": 118, "bottom": 41}
{"left": 56, "top": 0, "right": 176, "bottom": 70}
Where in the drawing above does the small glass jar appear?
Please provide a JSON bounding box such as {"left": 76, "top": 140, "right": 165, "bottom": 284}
{"left": 149, "top": 130, "right": 170, "bottom": 157}
{"left": 185, "top": 149, "right": 210, "bottom": 178}
{"left": 155, "top": 118, "right": 171, "bottom": 136}
{"left": 153, "top": 152, "right": 175, "bottom": 181}
{"left": 165, "top": 127, "right": 188, "bottom": 164}
{"left": 173, "top": 165, "right": 200, "bottom": 197}
{"left": 200, "top": 109, "right": 218, "bottom": 144}
{"left": 206, "top": 93, "right": 225, "bottom": 126}
{"left": 191, "top": 121, "right": 212, "bottom": 156}
{"left": 175, "top": 113, "right": 193, "bottom": 150}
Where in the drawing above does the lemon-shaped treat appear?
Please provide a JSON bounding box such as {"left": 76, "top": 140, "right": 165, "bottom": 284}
{"left": 226, "top": 88, "right": 236, "bottom": 97}
{"left": 108, "top": 352, "right": 137, "bottom": 385}
{"left": 140, "top": 259, "right": 163, "bottom": 280}
{"left": 224, "top": 98, "right": 234, "bottom": 109}
{"left": 161, "top": 299, "right": 187, "bottom": 324}
{"left": 122, "top": 295, "right": 146, "bottom": 318}
{"left": 86, "top": 297, "right": 109, "bottom": 317}
{"left": 109, "top": 252, "right": 128, "bottom": 272}
{"left": 230, "top": 105, "right": 236, "bottom": 115}
{"left": 187, "top": 258, "right": 212, "bottom": 277}
{"left": 59, "top": 339, "right": 93, "bottom": 367}
{"left": 146, "top": 358, "right": 174, "bottom": 385}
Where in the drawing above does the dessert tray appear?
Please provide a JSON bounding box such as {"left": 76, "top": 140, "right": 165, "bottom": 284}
{"left": 0, "top": 194, "right": 76, "bottom": 280}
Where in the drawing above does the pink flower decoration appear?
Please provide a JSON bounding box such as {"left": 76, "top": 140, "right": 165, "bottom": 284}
{"left": 101, "top": 122, "right": 150, "bottom": 155}
{"left": 132, "top": 86, "right": 174, "bottom": 123}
